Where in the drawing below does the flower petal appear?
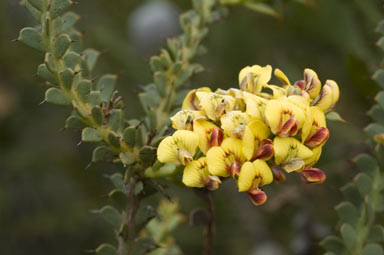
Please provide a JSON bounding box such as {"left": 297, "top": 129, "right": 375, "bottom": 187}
{"left": 253, "top": 159, "right": 273, "bottom": 186}
{"left": 193, "top": 119, "right": 222, "bottom": 154}
{"left": 182, "top": 87, "right": 211, "bottom": 110}
{"left": 220, "top": 111, "right": 252, "bottom": 138}
{"left": 274, "top": 68, "right": 291, "bottom": 86}
{"left": 170, "top": 110, "right": 205, "bottom": 130}
{"left": 238, "top": 161, "right": 256, "bottom": 192}
{"left": 182, "top": 158, "right": 209, "bottom": 188}
{"left": 196, "top": 92, "right": 236, "bottom": 121}
{"left": 206, "top": 146, "right": 229, "bottom": 177}
{"left": 304, "top": 68, "right": 321, "bottom": 98}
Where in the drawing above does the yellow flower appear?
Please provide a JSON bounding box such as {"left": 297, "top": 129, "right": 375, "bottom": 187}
{"left": 238, "top": 65, "right": 272, "bottom": 94}
{"left": 170, "top": 110, "right": 205, "bottom": 130}
{"left": 206, "top": 137, "right": 245, "bottom": 177}
{"left": 237, "top": 160, "right": 273, "bottom": 192}
{"left": 303, "top": 146, "right": 322, "bottom": 167}
{"left": 242, "top": 119, "right": 272, "bottom": 161}
{"left": 313, "top": 80, "right": 340, "bottom": 111}
{"left": 193, "top": 119, "right": 223, "bottom": 154}
{"left": 303, "top": 68, "right": 321, "bottom": 98}
{"left": 274, "top": 68, "right": 291, "bottom": 86}
{"left": 220, "top": 111, "right": 253, "bottom": 138}
{"left": 182, "top": 157, "right": 221, "bottom": 190}
{"left": 196, "top": 92, "right": 236, "bottom": 121}
{"left": 182, "top": 87, "right": 212, "bottom": 110}
{"left": 242, "top": 91, "right": 267, "bottom": 119}
{"left": 157, "top": 130, "right": 199, "bottom": 165}
{"left": 299, "top": 168, "right": 326, "bottom": 184}
{"left": 264, "top": 97, "right": 306, "bottom": 137}
{"left": 273, "top": 137, "right": 313, "bottom": 172}
{"left": 301, "top": 106, "right": 329, "bottom": 148}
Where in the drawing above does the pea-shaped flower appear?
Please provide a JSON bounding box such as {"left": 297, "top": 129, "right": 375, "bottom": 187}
{"left": 170, "top": 110, "right": 205, "bottom": 131}
{"left": 238, "top": 65, "right": 272, "bottom": 94}
{"left": 193, "top": 119, "right": 223, "bottom": 154}
{"left": 196, "top": 92, "right": 236, "bottom": 121}
{"left": 242, "top": 119, "right": 273, "bottom": 161}
{"left": 220, "top": 111, "right": 253, "bottom": 138}
{"left": 313, "top": 80, "right": 340, "bottom": 111}
{"left": 182, "top": 157, "right": 221, "bottom": 191}
{"left": 182, "top": 87, "right": 212, "bottom": 110}
{"left": 157, "top": 130, "right": 199, "bottom": 165}
{"left": 301, "top": 106, "right": 329, "bottom": 148}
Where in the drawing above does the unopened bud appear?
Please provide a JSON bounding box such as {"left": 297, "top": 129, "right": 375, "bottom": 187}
{"left": 247, "top": 188, "right": 267, "bottom": 205}
{"left": 206, "top": 176, "right": 221, "bottom": 191}
{"left": 271, "top": 165, "right": 286, "bottom": 184}
{"left": 299, "top": 168, "right": 326, "bottom": 184}
{"left": 305, "top": 127, "right": 329, "bottom": 148}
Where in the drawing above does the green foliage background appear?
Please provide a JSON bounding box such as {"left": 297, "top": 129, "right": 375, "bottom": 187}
{"left": 0, "top": 0, "right": 383, "bottom": 254}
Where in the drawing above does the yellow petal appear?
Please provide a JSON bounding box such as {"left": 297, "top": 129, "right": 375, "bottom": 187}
{"left": 172, "top": 130, "right": 199, "bottom": 156}
{"left": 288, "top": 95, "right": 310, "bottom": 110}
{"left": 221, "top": 137, "right": 245, "bottom": 162}
{"left": 182, "top": 87, "right": 211, "bottom": 110}
{"left": 304, "top": 146, "right": 322, "bottom": 167}
{"left": 274, "top": 68, "right": 291, "bottom": 86}
{"left": 239, "top": 65, "right": 272, "bottom": 94}
{"left": 253, "top": 159, "right": 273, "bottom": 186}
{"left": 196, "top": 92, "right": 236, "bottom": 121}
{"left": 273, "top": 137, "right": 313, "bottom": 171}
{"left": 301, "top": 106, "right": 326, "bottom": 142}
{"left": 265, "top": 84, "right": 286, "bottom": 99}
{"left": 193, "top": 119, "right": 222, "bottom": 154}
{"left": 264, "top": 99, "right": 283, "bottom": 134}
{"left": 304, "top": 68, "right": 321, "bottom": 98}
{"left": 238, "top": 162, "right": 256, "bottom": 192}
{"left": 313, "top": 85, "right": 333, "bottom": 111}
{"left": 157, "top": 136, "right": 179, "bottom": 164}
{"left": 243, "top": 91, "right": 267, "bottom": 119}
{"left": 220, "top": 111, "right": 252, "bottom": 138}
{"left": 242, "top": 119, "right": 270, "bottom": 160}
{"left": 325, "top": 80, "right": 340, "bottom": 106}
{"left": 182, "top": 157, "right": 209, "bottom": 188}
{"left": 206, "top": 146, "right": 229, "bottom": 177}
{"left": 170, "top": 110, "right": 205, "bottom": 130}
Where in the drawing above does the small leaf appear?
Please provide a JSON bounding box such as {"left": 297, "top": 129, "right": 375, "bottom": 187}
{"left": 340, "top": 224, "right": 357, "bottom": 251}
{"left": 92, "top": 146, "right": 115, "bottom": 162}
{"left": 134, "top": 181, "right": 143, "bottom": 195}
{"left": 65, "top": 115, "right": 85, "bottom": 129}
{"left": 319, "top": 235, "right": 345, "bottom": 254}
{"left": 376, "top": 91, "right": 384, "bottom": 110}
{"left": 24, "top": 1, "right": 42, "bottom": 23}
{"left": 123, "top": 127, "right": 136, "bottom": 147}
{"left": 363, "top": 243, "right": 383, "bottom": 255}
{"left": 243, "top": 2, "right": 279, "bottom": 18}
{"left": 335, "top": 202, "right": 358, "bottom": 226}
{"left": 150, "top": 56, "right": 166, "bottom": 72}
{"left": 51, "top": 0, "right": 73, "bottom": 19}
{"left": 53, "top": 34, "right": 71, "bottom": 58}
{"left": 108, "top": 189, "right": 127, "bottom": 209}
{"left": 89, "top": 91, "right": 102, "bottom": 106}
{"left": 135, "top": 204, "right": 156, "bottom": 230}
{"left": 353, "top": 153, "right": 379, "bottom": 176}
{"left": 76, "top": 80, "right": 92, "bottom": 101}
{"left": 144, "top": 164, "right": 177, "bottom": 178}
{"left": 82, "top": 127, "right": 102, "bottom": 142}
{"left": 82, "top": 48, "right": 100, "bottom": 72}
{"left": 45, "top": 87, "right": 70, "bottom": 105}
{"left": 91, "top": 107, "right": 104, "bottom": 126}
{"left": 372, "top": 69, "right": 384, "bottom": 89}
{"left": 18, "top": 27, "right": 44, "bottom": 51}
{"left": 365, "top": 123, "right": 384, "bottom": 140}
{"left": 354, "top": 173, "right": 373, "bottom": 197}
{"left": 340, "top": 182, "right": 363, "bottom": 206}
{"left": 62, "top": 12, "right": 80, "bottom": 31}
{"left": 368, "top": 225, "right": 384, "bottom": 243}
{"left": 27, "top": 0, "right": 43, "bottom": 11}
{"left": 110, "top": 173, "right": 124, "bottom": 190}
{"left": 119, "top": 152, "right": 135, "bottom": 166}
{"left": 68, "top": 30, "right": 83, "bottom": 53}
{"left": 37, "top": 64, "right": 57, "bottom": 84}
{"left": 139, "top": 146, "right": 157, "bottom": 165}
{"left": 95, "top": 244, "right": 117, "bottom": 255}
{"left": 132, "top": 237, "right": 158, "bottom": 255}
{"left": 108, "top": 133, "right": 120, "bottom": 148}
{"left": 100, "top": 206, "right": 121, "bottom": 230}
{"left": 368, "top": 105, "right": 384, "bottom": 126}
{"left": 63, "top": 51, "right": 81, "bottom": 69}
{"left": 44, "top": 53, "right": 57, "bottom": 73}
{"left": 326, "top": 112, "right": 345, "bottom": 122}
{"left": 153, "top": 72, "right": 166, "bottom": 97}
{"left": 60, "top": 68, "right": 74, "bottom": 89}
{"left": 108, "top": 109, "right": 124, "bottom": 132}
{"left": 96, "top": 74, "right": 117, "bottom": 102}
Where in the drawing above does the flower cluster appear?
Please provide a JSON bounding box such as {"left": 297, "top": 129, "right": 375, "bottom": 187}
{"left": 157, "top": 65, "right": 339, "bottom": 205}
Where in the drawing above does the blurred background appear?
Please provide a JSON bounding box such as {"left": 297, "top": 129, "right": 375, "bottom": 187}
{"left": 1, "top": 0, "right": 383, "bottom": 254}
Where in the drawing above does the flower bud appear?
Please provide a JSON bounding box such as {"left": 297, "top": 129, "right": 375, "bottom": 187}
{"left": 247, "top": 188, "right": 267, "bottom": 206}
{"left": 206, "top": 176, "right": 221, "bottom": 191}
{"left": 277, "top": 116, "right": 299, "bottom": 137}
{"left": 299, "top": 168, "right": 326, "bottom": 184}
{"left": 304, "top": 127, "right": 329, "bottom": 148}
{"left": 304, "top": 69, "right": 321, "bottom": 98}
{"left": 294, "top": 80, "right": 306, "bottom": 90}
{"left": 270, "top": 165, "right": 286, "bottom": 183}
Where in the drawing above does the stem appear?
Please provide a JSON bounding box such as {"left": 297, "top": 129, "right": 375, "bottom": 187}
{"left": 203, "top": 191, "right": 215, "bottom": 255}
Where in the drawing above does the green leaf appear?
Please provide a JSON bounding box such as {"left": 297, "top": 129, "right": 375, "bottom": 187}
{"left": 123, "top": 127, "right": 137, "bottom": 147}
{"left": 335, "top": 201, "right": 358, "bottom": 226}
{"left": 92, "top": 146, "right": 115, "bottom": 162}
{"left": 132, "top": 237, "right": 158, "bottom": 255}
{"left": 110, "top": 173, "right": 124, "bottom": 190}
{"left": 65, "top": 115, "right": 85, "bottom": 129}
{"left": 243, "top": 2, "right": 279, "bottom": 18}
{"left": 89, "top": 91, "right": 102, "bottom": 106}
{"left": 150, "top": 56, "right": 166, "bottom": 72}
{"left": 368, "top": 105, "right": 384, "bottom": 125}
{"left": 96, "top": 74, "right": 117, "bottom": 102}
{"left": 354, "top": 173, "right": 373, "bottom": 197}
{"left": 37, "top": 64, "right": 57, "bottom": 84}
{"left": 108, "top": 109, "right": 124, "bottom": 132}
{"left": 374, "top": 144, "right": 384, "bottom": 168}
{"left": 24, "top": 1, "right": 42, "bottom": 22}
{"left": 76, "top": 80, "right": 92, "bottom": 101}
{"left": 353, "top": 153, "right": 379, "bottom": 176}
{"left": 139, "top": 146, "right": 157, "bottom": 165}
{"left": 44, "top": 53, "right": 57, "bottom": 73}
{"left": 96, "top": 244, "right": 118, "bottom": 255}
{"left": 108, "top": 189, "right": 127, "bottom": 209}
{"left": 376, "top": 91, "right": 384, "bottom": 110}
{"left": 45, "top": 87, "right": 70, "bottom": 105}
{"left": 368, "top": 225, "right": 384, "bottom": 243}
{"left": 119, "top": 152, "right": 135, "bottom": 166}
{"left": 91, "top": 107, "right": 104, "bottom": 126}
{"left": 82, "top": 127, "right": 102, "bottom": 142}
{"left": 99, "top": 206, "right": 121, "bottom": 230}
{"left": 135, "top": 204, "right": 156, "bottom": 231}
{"left": 139, "top": 84, "right": 160, "bottom": 113}
{"left": 53, "top": 34, "right": 71, "bottom": 58}
{"left": 68, "top": 30, "right": 83, "bottom": 53}
{"left": 82, "top": 48, "right": 100, "bottom": 72}
{"left": 340, "top": 224, "right": 357, "bottom": 251}
{"left": 320, "top": 236, "right": 345, "bottom": 254}
{"left": 340, "top": 182, "right": 363, "bottom": 206}
{"left": 134, "top": 181, "right": 143, "bottom": 195}
{"left": 144, "top": 164, "right": 177, "bottom": 178}
{"left": 60, "top": 68, "right": 74, "bottom": 89}
{"left": 62, "top": 11, "right": 80, "bottom": 31}
{"left": 326, "top": 112, "right": 346, "bottom": 122}
{"left": 372, "top": 69, "right": 384, "bottom": 89}
{"left": 363, "top": 243, "right": 383, "bottom": 255}
{"left": 365, "top": 123, "right": 384, "bottom": 140}
{"left": 27, "top": 0, "right": 43, "bottom": 11}
{"left": 51, "top": 0, "right": 73, "bottom": 19}
{"left": 108, "top": 133, "right": 120, "bottom": 148}
{"left": 153, "top": 72, "right": 166, "bottom": 97}
{"left": 377, "top": 37, "right": 384, "bottom": 51}
{"left": 63, "top": 51, "right": 81, "bottom": 69}
{"left": 18, "top": 27, "right": 44, "bottom": 51}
